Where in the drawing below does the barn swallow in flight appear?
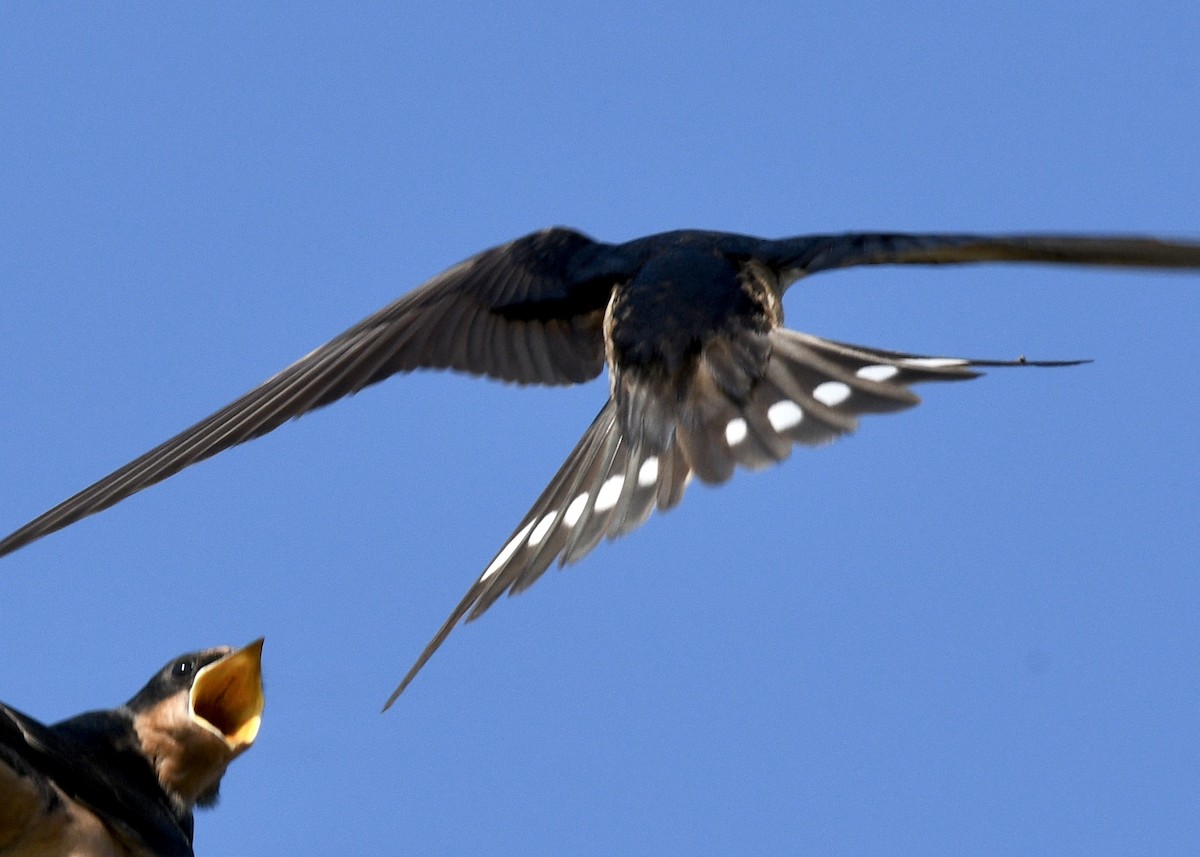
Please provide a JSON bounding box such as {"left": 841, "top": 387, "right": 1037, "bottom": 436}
{"left": 1, "top": 230, "right": 1198, "bottom": 705}
{"left": 0, "top": 639, "right": 264, "bottom": 857}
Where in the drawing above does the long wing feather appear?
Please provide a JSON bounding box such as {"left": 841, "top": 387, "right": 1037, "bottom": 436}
{"left": 0, "top": 228, "right": 625, "bottom": 558}
{"left": 765, "top": 233, "right": 1200, "bottom": 287}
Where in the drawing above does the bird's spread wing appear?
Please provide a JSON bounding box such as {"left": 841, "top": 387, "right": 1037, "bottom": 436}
{"left": 764, "top": 233, "right": 1200, "bottom": 286}
{"left": 0, "top": 227, "right": 626, "bottom": 559}
{"left": 383, "top": 329, "right": 1083, "bottom": 705}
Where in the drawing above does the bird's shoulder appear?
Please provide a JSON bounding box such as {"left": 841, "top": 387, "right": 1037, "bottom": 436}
{"left": 0, "top": 703, "right": 195, "bottom": 857}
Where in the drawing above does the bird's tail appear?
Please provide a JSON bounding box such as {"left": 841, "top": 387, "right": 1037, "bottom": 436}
{"left": 383, "top": 329, "right": 1085, "bottom": 706}
{"left": 383, "top": 397, "right": 679, "bottom": 708}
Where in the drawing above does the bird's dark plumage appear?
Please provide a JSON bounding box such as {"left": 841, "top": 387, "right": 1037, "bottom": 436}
{"left": 0, "top": 639, "right": 264, "bottom": 857}
{"left": 2, "top": 228, "right": 1199, "bottom": 704}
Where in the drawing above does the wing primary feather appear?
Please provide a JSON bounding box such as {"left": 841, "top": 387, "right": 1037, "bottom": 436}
{"left": 768, "top": 233, "right": 1200, "bottom": 286}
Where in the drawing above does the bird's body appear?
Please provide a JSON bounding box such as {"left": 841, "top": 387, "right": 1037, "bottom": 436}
{"left": 0, "top": 640, "right": 264, "bottom": 857}
{"left": 2, "top": 227, "right": 1199, "bottom": 704}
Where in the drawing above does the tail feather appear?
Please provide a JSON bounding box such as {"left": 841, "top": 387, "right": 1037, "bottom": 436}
{"left": 761, "top": 358, "right": 857, "bottom": 441}
{"left": 676, "top": 414, "right": 738, "bottom": 485}
{"left": 559, "top": 430, "right": 629, "bottom": 565}
{"left": 770, "top": 335, "right": 922, "bottom": 414}
{"left": 389, "top": 327, "right": 1087, "bottom": 700}
{"left": 730, "top": 393, "right": 792, "bottom": 469}
{"left": 654, "top": 443, "right": 691, "bottom": 511}
{"left": 491, "top": 405, "right": 621, "bottom": 604}
{"left": 606, "top": 441, "right": 659, "bottom": 537}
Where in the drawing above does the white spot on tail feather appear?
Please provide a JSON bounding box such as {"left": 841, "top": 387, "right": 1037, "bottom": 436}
{"left": 594, "top": 475, "right": 625, "bottom": 512}
{"left": 480, "top": 520, "right": 535, "bottom": 582}
{"left": 725, "top": 418, "right": 748, "bottom": 446}
{"left": 767, "top": 400, "right": 804, "bottom": 432}
{"left": 637, "top": 457, "right": 659, "bottom": 487}
{"left": 857, "top": 364, "right": 899, "bottom": 382}
{"left": 564, "top": 492, "right": 590, "bottom": 527}
{"left": 529, "top": 512, "right": 557, "bottom": 547}
{"left": 812, "top": 381, "right": 851, "bottom": 407}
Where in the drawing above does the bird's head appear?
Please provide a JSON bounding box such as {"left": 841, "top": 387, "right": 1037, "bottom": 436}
{"left": 128, "top": 639, "right": 264, "bottom": 810}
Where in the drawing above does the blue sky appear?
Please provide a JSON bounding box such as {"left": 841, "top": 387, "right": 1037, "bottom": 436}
{"left": 2, "top": 3, "right": 1198, "bottom": 855}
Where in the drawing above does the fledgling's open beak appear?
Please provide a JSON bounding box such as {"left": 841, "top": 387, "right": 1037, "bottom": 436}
{"left": 189, "top": 638, "right": 264, "bottom": 752}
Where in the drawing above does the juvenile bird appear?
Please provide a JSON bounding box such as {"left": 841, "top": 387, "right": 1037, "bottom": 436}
{"left": 0, "top": 639, "right": 264, "bottom": 857}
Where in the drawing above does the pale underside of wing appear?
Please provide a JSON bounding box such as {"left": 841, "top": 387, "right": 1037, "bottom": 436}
{"left": 382, "top": 328, "right": 1081, "bottom": 705}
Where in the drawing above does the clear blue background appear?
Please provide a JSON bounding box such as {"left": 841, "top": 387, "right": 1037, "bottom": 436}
{"left": 2, "top": 3, "right": 1198, "bottom": 855}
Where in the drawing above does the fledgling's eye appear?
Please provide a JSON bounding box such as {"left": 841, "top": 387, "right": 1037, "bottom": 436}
{"left": 173, "top": 658, "right": 195, "bottom": 678}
